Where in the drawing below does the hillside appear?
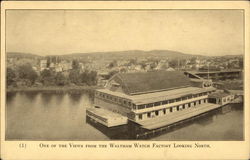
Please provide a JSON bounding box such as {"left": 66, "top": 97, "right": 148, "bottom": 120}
{"left": 7, "top": 50, "right": 242, "bottom": 60}
{"left": 61, "top": 50, "right": 204, "bottom": 60}
{"left": 7, "top": 52, "right": 42, "bottom": 59}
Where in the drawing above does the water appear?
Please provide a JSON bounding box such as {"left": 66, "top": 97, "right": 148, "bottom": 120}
{"left": 6, "top": 92, "right": 244, "bottom": 141}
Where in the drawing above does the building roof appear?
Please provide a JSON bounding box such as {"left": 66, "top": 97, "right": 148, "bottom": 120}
{"left": 109, "top": 71, "right": 191, "bottom": 95}
{"left": 208, "top": 92, "right": 231, "bottom": 98}
{"left": 189, "top": 69, "right": 242, "bottom": 75}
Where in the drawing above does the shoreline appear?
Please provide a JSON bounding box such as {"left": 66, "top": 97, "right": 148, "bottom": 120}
{"left": 7, "top": 85, "right": 102, "bottom": 93}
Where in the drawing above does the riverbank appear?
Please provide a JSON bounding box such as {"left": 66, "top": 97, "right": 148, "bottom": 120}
{"left": 7, "top": 85, "right": 102, "bottom": 93}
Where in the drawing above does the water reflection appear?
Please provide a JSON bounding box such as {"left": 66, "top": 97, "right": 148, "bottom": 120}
{"left": 22, "top": 91, "right": 39, "bottom": 103}
{"left": 6, "top": 92, "right": 16, "bottom": 104}
{"left": 6, "top": 92, "right": 243, "bottom": 141}
{"left": 68, "top": 94, "right": 82, "bottom": 104}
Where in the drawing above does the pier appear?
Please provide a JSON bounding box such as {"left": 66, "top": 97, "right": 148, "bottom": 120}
{"left": 86, "top": 107, "right": 128, "bottom": 127}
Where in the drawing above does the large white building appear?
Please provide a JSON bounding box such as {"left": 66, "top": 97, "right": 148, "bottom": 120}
{"left": 87, "top": 71, "right": 233, "bottom": 130}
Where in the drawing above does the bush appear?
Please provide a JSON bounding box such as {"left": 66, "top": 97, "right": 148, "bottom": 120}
{"left": 40, "top": 69, "right": 55, "bottom": 86}
{"left": 16, "top": 63, "right": 38, "bottom": 85}
{"left": 6, "top": 67, "right": 16, "bottom": 86}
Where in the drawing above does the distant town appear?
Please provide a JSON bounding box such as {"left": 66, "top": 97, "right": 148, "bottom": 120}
{"left": 6, "top": 50, "right": 243, "bottom": 90}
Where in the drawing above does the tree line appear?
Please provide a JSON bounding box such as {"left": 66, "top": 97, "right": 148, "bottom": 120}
{"left": 7, "top": 63, "right": 98, "bottom": 88}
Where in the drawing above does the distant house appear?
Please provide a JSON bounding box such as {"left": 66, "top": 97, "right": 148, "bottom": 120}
{"left": 40, "top": 60, "right": 47, "bottom": 71}
{"left": 49, "top": 62, "right": 55, "bottom": 68}
{"left": 61, "top": 61, "right": 72, "bottom": 71}
{"left": 166, "top": 67, "right": 175, "bottom": 71}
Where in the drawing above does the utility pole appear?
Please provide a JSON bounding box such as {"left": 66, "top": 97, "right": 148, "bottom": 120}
{"left": 207, "top": 62, "right": 210, "bottom": 80}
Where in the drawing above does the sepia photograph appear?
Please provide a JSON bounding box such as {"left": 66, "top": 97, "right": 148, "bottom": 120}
{"left": 4, "top": 9, "right": 245, "bottom": 141}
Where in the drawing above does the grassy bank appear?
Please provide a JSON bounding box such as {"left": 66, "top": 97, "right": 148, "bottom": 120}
{"left": 7, "top": 85, "right": 102, "bottom": 94}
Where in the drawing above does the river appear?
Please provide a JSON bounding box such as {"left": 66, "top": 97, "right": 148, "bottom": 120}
{"left": 6, "top": 92, "right": 244, "bottom": 141}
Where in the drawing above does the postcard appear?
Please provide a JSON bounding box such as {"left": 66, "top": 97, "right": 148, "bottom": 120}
{"left": 1, "top": 1, "right": 249, "bottom": 160}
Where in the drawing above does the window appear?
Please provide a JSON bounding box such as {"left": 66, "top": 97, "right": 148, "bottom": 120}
{"left": 132, "top": 104, "right": 136, "bottom": 109}
{"left": 162, "top": 100, "right": 169, "bottom": 105}
{"left": 154, "top": 102, "right": 161, "bottom": 106}
{"left": 188, "top": 103, "right": 191, "bottom": 107}
{"left": 147, "top": 112, "right": 151, "bottom": 118}
{"left": 176, "top": 98, "right": 181, "bottom": 102}
{"left": 146, "top": 103, "right": 153, "bottom": 108}
{"left": 138, "top": 114, "right": 142, "bottom": 120}
{"left": 182, "top": 97, "right": 187, "bottom": 100}
{"left": 177, "top": 106, "right": 179, "bottom": 111}
{"left": 128, "top": 102, "right": 131, "bottom": 106}
{"left": 163, "top": 109, "right": 166, "bottom": 114}
{"left": 155, "top": 110, "right": 159, "bottom": 116}
{"left": 124, "top": 100, "right": 127, "bottom": 105}
{"left": 170, "top": 107, "right": 173, "bottom": 112}
{"left": 138, "top": 105, "right": 145, "bottom": 110}
{"left": 169, "top": 99, "right": 175, "bottom": 103}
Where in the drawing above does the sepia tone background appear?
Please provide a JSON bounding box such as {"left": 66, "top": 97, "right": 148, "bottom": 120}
{"left": 6, "top": 10, "right": 243, "bottom": 56}
{"left": 1, "top": 1, "right": 250, "bottom": 160}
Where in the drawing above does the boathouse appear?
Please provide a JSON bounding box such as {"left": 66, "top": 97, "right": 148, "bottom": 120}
{"left": 92, "top": 71, "right": 218, "bottom": 125}
{"left": 208, "top": 92, "right": 234, "bottom": 105}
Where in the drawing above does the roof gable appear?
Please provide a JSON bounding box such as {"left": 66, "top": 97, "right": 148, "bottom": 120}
{"left": 109, "top": 71, "right": 191, "bottom": 95}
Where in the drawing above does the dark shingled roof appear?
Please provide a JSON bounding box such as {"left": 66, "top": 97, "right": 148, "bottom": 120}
{"left": 110, "top": 71, "right": 191, "bottom": 95}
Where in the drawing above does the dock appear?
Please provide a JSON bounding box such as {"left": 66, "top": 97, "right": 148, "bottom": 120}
{"left": 86, "top": 107, "right": 128, "bottom": 127}
{"left": 136, "top": 103, "right": 221, "bottom": 130}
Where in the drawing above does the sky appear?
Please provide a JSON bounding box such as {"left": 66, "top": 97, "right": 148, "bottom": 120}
{"left": 6, "top": 10, "right": 244, "bottom": 56}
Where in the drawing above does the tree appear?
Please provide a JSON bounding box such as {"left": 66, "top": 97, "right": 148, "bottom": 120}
{"left": 128, "top": 59, "right": 137, "bottom": 65}
{"left": 190, "top": 57, "right": 197, "bottom": 64}
{"left": 55, "top": 72, "right": 67, "bottom": 86}
{"left": 169, "top": 59, "right": 178, "bottom": 68}
{"left": 139, "top": 62, "right": 147, "bottom": 70}
{"left": 17, "top": 63, "right": 38, "bottom": 85}
{"left": 80, "top": 70, "right": 98, "bottom": 86}
{"left": 80, "top": 71, "right": 88, "bottom": 85}
{"left": 72, "top": 59, "right": 80, "bottom": 70}
{"left": 69, "top": 70, "right": 81, "bottom": 84}
{"left": 40, "top": 69, "right": 55, "bottom": 86}
{"left": 108, "top": 60, "right": 117, "bottom": 68}
{"left": 87, "top": 71, "right": 97, "bottom": 85}
{"left": 6, "top": 67, "right": 16, "bottom": 86}
{"left": 239, "top": 58, "right": 243, "bottom": 69}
